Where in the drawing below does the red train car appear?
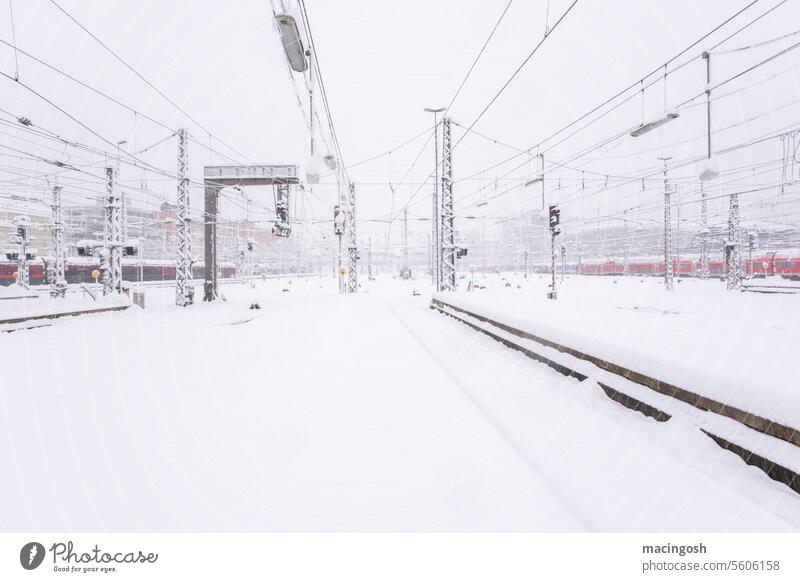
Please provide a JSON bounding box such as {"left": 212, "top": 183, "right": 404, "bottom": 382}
{"left": 0, "top": 260, "right": 237, "bottom": 286}
{"left": 747, "top": 252, "right": 800, "bottom": 279}
{"left": 575, "top": 251, "right": 800, "bottom": 280}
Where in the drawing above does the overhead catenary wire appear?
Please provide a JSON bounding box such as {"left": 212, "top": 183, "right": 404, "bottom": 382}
{"left": 46, "top": 0, "right": 255, "bottom": 165}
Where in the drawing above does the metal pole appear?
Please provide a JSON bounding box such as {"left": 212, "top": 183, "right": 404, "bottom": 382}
{"left": 104, "top": 166, "right": 122, "bottom": 294}
{"left": 659, "top": 157, "right": 673, "bottom": 291}
{"left": 524, "top": 250, "right": 528, "bottom": 278}
{"left": 402, "top": 208, "right": 409, "bottom": 276}
{"left": 368, "top": 236, "right": 373, "bottom": 280}
{"left": 482, "top": 215, "right": 487, "bottom": 277}
{"left": 551, "top": 232, "right": 556, "bottom": 295}
{"left": 309, "top": 49, "right": 315, "bottom": 159}
{"left": 699, "top": 51, "right": 711, "bottom": 279}
{"left": 427, "top": 233, "right": 432, "bottom": 277}
{"left": 50, "top": 182, "right": 67, "bottom": 297}
{"left": 623, "top": 210, "right": 630, "bottom": 277}
{"left": 439, "top": 117, "right": 456, "bottom": 291}
{"left": 347, "top": 182, "right": 358, "bottom": 293}
{"left": 338, "top": 235, "right": 344, "bottom": 293}
{"left": 203, "top": 181, "right": 220, "bottom": 301}
{"left": 726, "top": 192, "right": 742, "bottom": 290}
{"left": 425, "top": 107, "right": 444, "bottom": 288}
{"left": 175, "top": 128, "right": 193, "bottom": 306}
{"left": 433, "top": 112, "right": 439, "bottom": 289}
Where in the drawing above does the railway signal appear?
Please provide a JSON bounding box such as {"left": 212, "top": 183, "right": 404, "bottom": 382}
{"left": 548, "top": 205, "right": 561, "bottom": 300}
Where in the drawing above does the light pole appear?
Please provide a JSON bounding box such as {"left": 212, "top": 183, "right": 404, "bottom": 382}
{"left": 116, "top": 140, "right": 128, "bottom": 242}
{"left": 425, "top": 107, "right": 444, "bottom": 288}
{"left": 482, "top": 215, "right": 487, "bottom": 277}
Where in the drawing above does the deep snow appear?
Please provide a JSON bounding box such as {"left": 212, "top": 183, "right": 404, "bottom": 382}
{"left": 0, "top": 275, "right": 798, "bottom": 531}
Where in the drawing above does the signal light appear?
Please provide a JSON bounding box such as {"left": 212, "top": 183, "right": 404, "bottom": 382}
{"left": 549, "top": 205, "right": 560, "bottom": 229}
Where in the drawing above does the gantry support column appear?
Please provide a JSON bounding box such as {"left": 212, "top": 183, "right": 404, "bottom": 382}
{"left": 50, "top": 182, "right": 67, "bottom": 297}
{"left": 439, "top": 117, "right": 456, "bottom": 291}
{"left": 203, "top": 182, "right": 221, "bottom": 301}
{"left": 346, "top": 182, "right": 358, "bottom": 293}
{"left": 176, "top": 128, "right": 194, "bottom": 306}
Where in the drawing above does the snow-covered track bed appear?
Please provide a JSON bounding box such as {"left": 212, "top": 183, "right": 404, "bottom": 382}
{"left": 0, "top": 304, "right": 130, "bottom": 331}
{"left": 431, "top": 297, "right": 800, "bottom": 496}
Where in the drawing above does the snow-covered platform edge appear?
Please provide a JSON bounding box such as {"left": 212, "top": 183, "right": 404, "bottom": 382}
{"left": 430, "top": 297, "right": 800, "bottom": 496}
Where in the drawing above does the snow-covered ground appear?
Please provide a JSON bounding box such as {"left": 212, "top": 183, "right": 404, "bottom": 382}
{"left": 438, "top": 273, "right": 800, "bottom": 433}
{"left": 1, "top": 275, "right": 799, "bottom": 531}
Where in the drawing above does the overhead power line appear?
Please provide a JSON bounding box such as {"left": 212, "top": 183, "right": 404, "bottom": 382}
{"left": 47, "top": 0, "right": 255, "bottom": 165}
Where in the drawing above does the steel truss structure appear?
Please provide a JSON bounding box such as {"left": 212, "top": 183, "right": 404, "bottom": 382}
{"left": 346, "top": 182, "right": 358, "bottom": 293}
{"left": 50, "top": 183, "right": 67, "bottom": 297}
{"left": 104, "top": 166, "right": 123, "bottom": 295}
{"left": 439, "top": 117, "right": 456, "bottom": 291}
{"left": 726, "top": 193, "right": 742, "bottom": 290}
{"left": 175, "top": 128, "right": 193, "bottom": 306}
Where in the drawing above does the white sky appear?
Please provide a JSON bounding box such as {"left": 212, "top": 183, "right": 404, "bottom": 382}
{"left": 2, "top": 0, "right": 800, "bottom": 255}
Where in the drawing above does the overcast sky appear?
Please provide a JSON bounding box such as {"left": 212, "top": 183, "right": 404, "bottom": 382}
{"left": 2, "top": 0, "right": 799, "bottom": 255}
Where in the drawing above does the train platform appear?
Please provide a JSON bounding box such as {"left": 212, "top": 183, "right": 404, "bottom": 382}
{"left": 433, "top": 274, "right": 800, "bottom": 448}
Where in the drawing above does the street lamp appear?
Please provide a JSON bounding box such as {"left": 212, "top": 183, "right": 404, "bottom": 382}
{"left": 275, "top": 13, "right": 308, "bottom": 72}
{"left": 630, "top": 112, "right": 679, "bottom": 137}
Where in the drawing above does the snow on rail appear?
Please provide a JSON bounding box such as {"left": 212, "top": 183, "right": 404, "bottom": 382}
{"left": 433, "top": 276, "right": 800, "bottom": 440}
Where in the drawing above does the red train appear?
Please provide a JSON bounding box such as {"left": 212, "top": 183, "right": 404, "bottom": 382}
{"left": 535, "top": 251, "right": 800, "bottom": 280}
{"left": 0, "top": 259, "right": 237, "bottom": 286}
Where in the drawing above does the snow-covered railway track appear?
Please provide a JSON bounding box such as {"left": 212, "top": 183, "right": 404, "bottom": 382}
{"left": 0, "top": 304, "right": 130, "bottom": 332}
{"left": 430, "top": 297, "right": 800, "bottom": 497}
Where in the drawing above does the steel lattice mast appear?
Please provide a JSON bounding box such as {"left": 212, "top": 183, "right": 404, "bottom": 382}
{"left": 699, "top": 184, "right": 709, "bottom": 279}
{"left": 175, "top": 128, "right": 193, "bottom": 306}
{"left": 726, "top": 192, "right": 742, "bottom": 290}
{"left": 659, "top": 157, "right": 673, "bottom": 291}
{"left": 104, "top": 166, "right": 123, "bottom": 294}
{"left": 50, "top": 182, "right": 67, "bottom": 297}
{"left": 439, "top": 117, "right": 456, "bottom": 291}
{"left": 623, "top": 209, "right": 630, "bottom": 277}
{"left": 346, "top": 182, "right": 358, "bottom": 293}
{"left": 699, "top": 51, "right": 712, "bottom": 280}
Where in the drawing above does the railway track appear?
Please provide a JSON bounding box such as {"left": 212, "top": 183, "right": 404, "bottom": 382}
{"left": 430, "top": 297, "right": 800, "bottom": 496}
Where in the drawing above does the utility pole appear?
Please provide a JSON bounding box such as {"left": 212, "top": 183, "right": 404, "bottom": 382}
{"left": 368, "top": 236, "right": 373, "bottom": 280}
{"left": 524, "top": 250, "right": 529, "bottom": 278}
{"left": 427, "top": 233, "right": 432, "bottom": 277}
{"left": 116, "top": 140, "right": 128, "bottom": 246}
{"left": 699, "top": 51, "right": 712, "bottom": 279}
{"left": 676, "top": 188, "right": 681, "bottom": 276}
{"left": 659, "top": 157, "right": 674, "bottom": 291}
{"left": 623, "top": 210, "right": 630, "bottom": 277}
{"left": 175, "top": 128, "right": 193, "bottom": 306}
{"left": 439, "top": 117, "right": 456, "bottom": 291}
{"left": 402, "top": 208, "right": 409, "bottom": 278}
{"left": 425, "top": 107, "right": 445, "bottom": 289}
{"left": 347, "top": 182, "right": 358, "bottom": 293}
{"left": 538, "top": 153, "right": 548, "bottom": 260}
{"left": 482, "top": 215, "right": 486, "bottom": 277}
{"left": 104, "top": 166, "right": 123, "bottom": 295}
{"left": 50, "top": 182, "right": 67, "bottom": 297}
